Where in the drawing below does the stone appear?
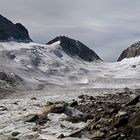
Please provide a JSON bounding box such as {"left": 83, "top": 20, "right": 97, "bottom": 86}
{"left": 12, "top": 102, "right": 18, "bottom": 105}
{"left": 36, "top": 114, "right": 48, "bottom": 125}
{"left": 57, "top": 134, "right": 65, "bottom": 138}
{"left": 7, "top": 137, "right": 19, "bottom": 140}
{"left": 0, "top": 135, "right": 19, "bottom": 140}
{"left": 22, "top": 109, "right": 26, "bottom": 111}
{"left": 69, "top": 101, "right": 78, "bottom": 107}
{"left": 105, "top": 134, "right": 120, "bottom": 140}
{"left": 78, "top": 95, "right": 85, "bottom": 99}
{"left": 31, "top": 97, "right": 37, "bottom": 100}
{"left": 100, "top": 127, "right": 108, "bottom": 133}
{"left": 89, "top": 96, "right": 95, "bottom": 100}
{"left": 132, "top": 65, "right": 136, "bottom": 68}
{"left": 11, "top": 132, "right": 20, "bottom": 137}
{"left": 23, "top": 133, "right": 39, "bottom": 140}
{"left": 0, "top": 15, "right": 31, "bottom": 42}
{"left": 50, "top": 104, "right": 65, "bottom": 113}
{"left": 90, "top": 130, "right": 105, "bottom": 138}
{"left": 64, "top": 115, "right": 84, "bottom": 123}
{"left": 112, "top": 117, "right": 129, "bottom": 128}
{"left": 116, "top": 111, "right": 127, "bottom": 117}
{"left": 63, "top": 107, "right": 73, "bottom": 116}
{"left": 24, "top": 114, "right": 39, "bottom": 123}
{"left": 32, "top": 126, "right": 41, "bottom": 132}
{"left": 0, "top": 106, "right": 8, "bottom": 111}
{"left": 42, "top": 103, "right": 66, "bottom": 115}
{"left": 127, "top": 95, "right": 139, "bottom": 106}
{"left": 124, "top": 87, "right": 134, "bottom": 94}
{"left": 130, "top": 111, "right": 140, "bottom": 130}
{"left": 46, "top": 101, "right": 54, "bottom": 106}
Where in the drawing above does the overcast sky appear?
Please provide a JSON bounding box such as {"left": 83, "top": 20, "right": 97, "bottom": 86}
{"left": 0, "top": 0, "right": 140, "bottom": 61}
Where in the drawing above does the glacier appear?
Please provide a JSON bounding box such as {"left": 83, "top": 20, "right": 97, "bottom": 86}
{"left": 0, "top": 41, "right": 139, "bottom": 92}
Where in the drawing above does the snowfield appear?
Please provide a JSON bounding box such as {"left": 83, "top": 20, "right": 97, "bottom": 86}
{"left": 0, "top": 41, "right": 140, "bottom": 140}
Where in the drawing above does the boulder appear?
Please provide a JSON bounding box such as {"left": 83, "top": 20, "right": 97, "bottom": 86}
{"left": 24, "top": 114, "right": 39, "bottom": 123}
{"left": 90, "top": 130, "right": 105, "bottom": 139}
{"left": 69, "top": 101, "right": 78, "bottom": 107}
{"left": 127, "top": 95, "right": 139, "bottom": 106}
{"left": 57, "top": 134, "right": 65, "bottom": 139}
{"left": 11, "top": 132, "right": 20, "bottom": 137}
{"left": 42, "top": 102, "right": 66, "bottom": 115}
{"left": 112, "top": 116, "right": 129, "bottom": 128}
{"left": 130, "top": 111, "right": 140, "bottom": 132}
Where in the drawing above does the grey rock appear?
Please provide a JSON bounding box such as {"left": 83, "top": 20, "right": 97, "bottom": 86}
{"left": 42, "top": 102, "right": 66, "bottom": 115}
{"left": 69, "top": 101, "right": 78, "bottom": 107}
{"left": 112, "top": 116, "right": 129, "bottom": 128}
{"left": 127, "top": 95, "right": 139, "bottom": 106}
{"left": 0, "top": 106, "right": 8, "bottom": 111}
{"left": 90, "top": 130, "right": 105, "bottom": 138}
{"left": 24, "top": 114, "right": 39, "bottom": 123}
{"left": 57, "top": 134, "right": 65, "bottom": 139}
{"left": 11, "top": 132, "right": 20, "bottom": 137}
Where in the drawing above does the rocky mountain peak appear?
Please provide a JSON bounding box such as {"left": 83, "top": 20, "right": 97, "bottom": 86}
{"left": 47, "top": 36, "right": 102, "bottom": 62}
{"left": 0, "top": 15, "right": 32, "bottom": 42}
{"left": 118, "top": 41, "right": 140, "bottom": 61}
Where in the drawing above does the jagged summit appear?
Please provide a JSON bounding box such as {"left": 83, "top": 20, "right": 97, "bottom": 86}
{"left": 118, "top": 41, "right": 140, "bottom": 61}
{"left": 0, "top": 15, "right": 32, "bottom": 42}
{"left": 47, "top": 36, "right": 102, "bottom": 62}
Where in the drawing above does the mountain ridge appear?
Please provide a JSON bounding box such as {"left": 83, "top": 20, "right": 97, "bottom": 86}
{"left": 0, "top": 15, "right": 32, "bottom": 42}
{"left": 118, "top": 41, "right": 140, "bottom": 61}
{"left": 47, "top": 36, "right": 102, "bottom": 62}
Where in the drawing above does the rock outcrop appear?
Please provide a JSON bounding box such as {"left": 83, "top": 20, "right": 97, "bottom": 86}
{"left": 118, "top": 41, "right": 140, "bottom": 61}
{"left": 0, "top": 15, "right": 32, "bottom": 42}
{"left": 47, "top": 36, "right": 102, "bottom": 62}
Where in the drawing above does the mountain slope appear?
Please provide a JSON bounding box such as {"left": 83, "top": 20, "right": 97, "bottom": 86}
{"left": 118, "top": 41, "right": 140, "bottom": 61}
{"left": 0, "top": 15, "right": 32, "bottom": 42}
{"left": 47, "top": 36, "right": 102, "bottom": 62}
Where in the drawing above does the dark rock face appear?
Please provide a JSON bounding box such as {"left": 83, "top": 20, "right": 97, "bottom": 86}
{"left": 0, "top": 15, "right": 32, "bottom": 42}
{"left": 0, "top": 72, "right": 23, "bottom": 85}
{"left": 47, "top": 36, "right": 102, "bottom": 62}
{"left": 118, "top": 41, "right": 140, "bottom": 61}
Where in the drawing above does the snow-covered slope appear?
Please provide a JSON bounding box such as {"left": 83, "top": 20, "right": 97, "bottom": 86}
{"left": 0, "top": 41, "right": 140, "bottom": 91}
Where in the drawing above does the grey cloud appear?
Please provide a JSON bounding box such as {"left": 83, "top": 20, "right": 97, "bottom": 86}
{"left": 0, "top": 0, "right": 140, "bottom": 61}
